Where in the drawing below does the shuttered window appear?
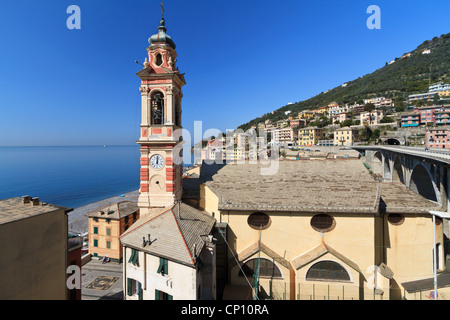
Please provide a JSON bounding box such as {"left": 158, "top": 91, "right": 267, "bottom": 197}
{"left": 128, "top": 249, "right": 139, "bottom": 266}
{"left": 155, "top": 289, "right": 172, "bottom": 300}
{"left": 157, "top": 258, "right": 168, "bottom": 276}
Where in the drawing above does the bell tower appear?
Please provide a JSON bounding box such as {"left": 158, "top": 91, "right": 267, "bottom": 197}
{"left": 136, "top": 11, "right": 185, "bottom": 217}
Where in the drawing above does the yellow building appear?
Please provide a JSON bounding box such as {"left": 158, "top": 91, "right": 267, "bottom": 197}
{"left": 334, "top": 127, "right": 359, "bottom": 146}
{"left": 88, "top": 201, "right": 139, "bottom": 262}
{"left": 298, "top": 111, "right": 315, "bottom": 121}
{"left": 0, "top": 196, "right": 72, "bottom": 300}
{"left": 193, "top": 160, "right": 448, "bottom": 300}
{"left": 298, "top": 127, "right": 326, "bottom": 146}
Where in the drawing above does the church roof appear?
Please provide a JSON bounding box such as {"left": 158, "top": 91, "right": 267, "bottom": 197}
{"left": 149, "top": 18, "right": 176, "bottom": 49}
{"left": 201, "top": 160, "right": 381, "bottom": 214}
{"left": 119, "top": 202, "right": 216, "bottom": 267}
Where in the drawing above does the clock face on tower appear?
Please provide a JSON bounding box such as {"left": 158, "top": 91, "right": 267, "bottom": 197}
{"left": 150, "top": 154, "right": 165, "bottom": 170}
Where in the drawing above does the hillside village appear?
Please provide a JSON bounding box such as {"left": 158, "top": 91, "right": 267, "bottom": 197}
{"left": 201, "top": 80, "right": 450, "bottom": 163}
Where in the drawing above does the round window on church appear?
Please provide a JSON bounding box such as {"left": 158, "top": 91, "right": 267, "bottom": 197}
{"left": 387, "top": 214, "right": 405, "bottom": 226}
{"left": 310, "top": 214, "right": 336, "bottom": 233}
{"left": 247, "top": 212, "right": 271, "bottom": 230}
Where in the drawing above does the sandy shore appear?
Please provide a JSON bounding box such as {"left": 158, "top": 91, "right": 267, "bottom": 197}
{"left": 68, "top": 190, "right": 139, "bottom": 234}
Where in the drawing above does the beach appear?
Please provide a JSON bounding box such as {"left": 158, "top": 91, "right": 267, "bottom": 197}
{"left": 68, "top": 190, "right": 139, "bottom": 234}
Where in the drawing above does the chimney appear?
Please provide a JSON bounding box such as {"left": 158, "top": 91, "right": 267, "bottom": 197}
{"left": 22, "top": 196, "right": 32, "bottom": 204}
{"left": 31, "top": 197, "right": 40, "bottom": 206}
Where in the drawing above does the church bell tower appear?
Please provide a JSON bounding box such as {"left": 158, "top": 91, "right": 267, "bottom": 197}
{"left": 136, "top": 11, "right": 185, "bottom": 217}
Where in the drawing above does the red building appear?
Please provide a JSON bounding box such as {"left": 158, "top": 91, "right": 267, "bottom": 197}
{"left": 67, "top": 234, "right": 82, "bottom": 300}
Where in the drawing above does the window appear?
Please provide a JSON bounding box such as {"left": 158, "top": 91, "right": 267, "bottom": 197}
{"left": 128, "top": 249, "right": 139, "bottom": 267}
{"left": 157, "top": 258, "right": 168, "bottom": 276}
{"left": 125, "top": 216, "right": 129, "bottom": 224}
{"left": 247, "top": 212, "right": 271, "bottom": 230}
{"left": 387, "top": 214, "right": 405, "bottom": 226}
{"left": 306, "top": 261, "right": 351, "bottom": 282}
{"left": 310, "top": 214, "right": 336, "bottom": 233}
{"left": 133, "top": 212, "right": 137, "bottom": 220}
{"left": 106, "top": 228, "right": 111, "bottom": 236}
{"left": 155, "top": 289, "right": 172, "bottom": 300}
{"left": 106, "top": 241, "right": 111, "bottom": 249}
{"left": 239, "top": 258, "right": 282, "bottom": 279}
{"left": 93, "top": 227, "right": 98, "bottom": 234}
{"left": 151, "top": 91, "right": 164, "bottom": 125}
{"left": 93, "top": 217, "right": 98, "bottom": 222}
{"left": 127, "top": 278, "right": 143, "bottom": 300}
{"left": 93, "top": 239, "right": 98, "bottom": 247}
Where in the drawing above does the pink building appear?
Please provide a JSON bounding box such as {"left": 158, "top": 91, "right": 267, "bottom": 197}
{"left": 332, "top": 112, "right": 351, "bottom": 124}
{"left": 426, "top": 127, "right": 450, "bottom": 149}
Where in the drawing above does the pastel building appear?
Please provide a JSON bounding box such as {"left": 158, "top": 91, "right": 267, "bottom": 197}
{"left": 334, "top": 127, "right": 359, "bottom": 146}
{"left": 0, "top": 196, "right": 72, "bottom": 300}
{"left": 298, "top": 127, "right": 326, "bottom": 146}
{"left": 426, "top": 127, "right": 450, "bottom": 149}
{"left": 360, "top": 110, "right": 385, "bottom": 125}
{"left": 401, "top": 112, "right": 420, "bottom": 127}
{"left": 88, "top": 201, "right": 140, "bottom": 262}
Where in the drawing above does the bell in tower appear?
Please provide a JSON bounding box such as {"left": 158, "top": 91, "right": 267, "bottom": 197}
{"left": 136, "top": 11, "right": 186, "bottom": 217}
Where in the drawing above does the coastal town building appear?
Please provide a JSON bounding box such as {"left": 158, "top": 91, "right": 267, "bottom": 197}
{"left": 360, "top": 110, "right": 385, "bottom": 125}
{"left": 271, "top": 127, "right": 298, "bottom": 148}
{"left": 193, "top": 159, "right": 447, "bottom": 300}
{"left": 363, "top": 97, "right": 394, "bottom": 109}
{"left": 334, "top": 127, "right": 359, "bottom": 146}
{"left": 401, "top": 112, "right": 421, "bottom": 127}
{"left": 408, "top": 82, "right": 450, "bottom": 102}
{"left": 298, "top": 127, "right": 326, "bottom": 146}
{"left": 88, "top": 201, "right": 139, "bottom": 262}
{"left": 426, "top": 127, "right": 450, "bottom": 149}
{"left": 332, "top": 112, "right": 351, "bottom": 124}
{"left": 120, "top": 13, "right": 216, "bottom": 300}
{"left": 0, "top": 196, "right": 72, "bottom": 299}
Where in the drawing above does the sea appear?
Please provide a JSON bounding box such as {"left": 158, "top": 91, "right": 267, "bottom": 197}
{"left": 0, "top": 145, "right": 192, "bottom": 210}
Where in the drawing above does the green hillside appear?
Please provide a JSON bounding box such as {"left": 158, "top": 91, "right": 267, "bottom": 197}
{"left": 238, "top": 33, "right": 450, "bottom": 131}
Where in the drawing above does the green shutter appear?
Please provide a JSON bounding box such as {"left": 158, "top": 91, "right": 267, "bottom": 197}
{"left": 138, "top": 282, "right": 143, "bottom": 300}
{"left": 164, "top": 259, "right": 168, "bottom": 275}
{"left": 94, "top": 227, "right": 98, "bottom": 234}
{"left": 157, "top": 258, "right": 164, "bottom": 274}
{"left": 168, "top": 294, "right": 173, "bottom": 300}
{"left": 127, "top": 278, "right": 132, "bottom": 296}
{"left": 132, "top": 250, "right": 139, "bottom": 266}
{"left": 155, "top": 289, "right": 160, "bottom": 300}
{"left": 128, "top": 249, "right": 136, "bottom": 264}
{"left": 93, "top": 239, "right": 98, "bottom": 247}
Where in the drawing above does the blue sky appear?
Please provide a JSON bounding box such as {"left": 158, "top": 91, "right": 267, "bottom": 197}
{"left": 0, "top": 0, "right": 449, "bottom": 146}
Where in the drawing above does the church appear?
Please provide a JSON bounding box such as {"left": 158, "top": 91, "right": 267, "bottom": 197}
{"left": 120, "top": 9, "right": 450, "bottom": 301}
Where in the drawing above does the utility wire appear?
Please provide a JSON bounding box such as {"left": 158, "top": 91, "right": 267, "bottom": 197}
{"left": 217, "top": 229, "right": 259, "bottom": 300}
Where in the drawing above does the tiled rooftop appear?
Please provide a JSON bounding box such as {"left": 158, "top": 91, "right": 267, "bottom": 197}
{"left": 87, "top": 201, "right": 139, "bottom": 220}
{"left": 0, "top": 197, "right": 71, "bottom": 225}
{"left": 120, "top": 202, "right": 215, "bottom": 266}
{"left": 203, "top": 160, "right": 380, "bottom": 213}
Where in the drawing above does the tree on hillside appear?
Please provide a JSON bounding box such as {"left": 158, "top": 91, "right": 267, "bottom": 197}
{"left": 364, "top": 103, "right": 376, "bottom": 112}
{"left": 359, "top": 126, "right": 373, "bottom": 141}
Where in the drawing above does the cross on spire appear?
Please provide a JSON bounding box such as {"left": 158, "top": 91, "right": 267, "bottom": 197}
{"left": 160, "top": 1, "right": 165, "bottom": 19}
